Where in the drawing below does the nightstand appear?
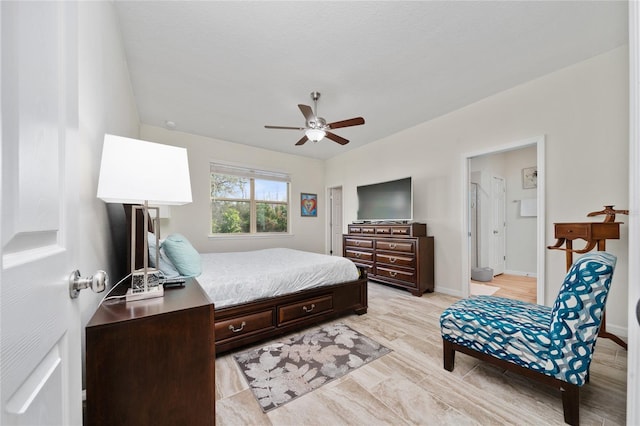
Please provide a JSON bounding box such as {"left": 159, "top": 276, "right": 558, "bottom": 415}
{"left": 86, "top": 280, "right": 215, "bottom": 425}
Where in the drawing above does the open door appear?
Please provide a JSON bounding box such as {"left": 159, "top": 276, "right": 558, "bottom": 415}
{"left": 1, "top": 3, "right": 83, "bottom": 424}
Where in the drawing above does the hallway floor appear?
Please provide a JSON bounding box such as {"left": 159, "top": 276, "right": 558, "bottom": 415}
{"left": 471, "top": 273, "right": 537, "bottom": 303}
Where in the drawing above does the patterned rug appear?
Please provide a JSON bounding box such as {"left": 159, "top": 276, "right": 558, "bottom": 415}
{"left": 233, "top": 323, "right": 392, "bottom": 412}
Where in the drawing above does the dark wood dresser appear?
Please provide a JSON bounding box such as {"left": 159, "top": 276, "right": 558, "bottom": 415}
{"left": 86, "top": 280, "right": 215, "bottom": 426}
{"left": 343, "top": 223, "right": 434, "bottom": 296}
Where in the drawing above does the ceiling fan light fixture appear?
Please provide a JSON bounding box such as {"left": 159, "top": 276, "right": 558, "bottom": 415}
{"left": 305, "top": 128, "right": 326, "bottom": 142}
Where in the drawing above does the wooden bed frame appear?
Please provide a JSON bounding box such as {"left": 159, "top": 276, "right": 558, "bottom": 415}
{"left": 125, "top": 205, "right": 368, "bottom": 354}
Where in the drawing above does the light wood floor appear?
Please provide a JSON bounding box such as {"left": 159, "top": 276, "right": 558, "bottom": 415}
{"left": 471, "top": 273, "right": 537, "bottom": 303}
{"left": 215, "top": 282, "right": 626, "bottom": 425}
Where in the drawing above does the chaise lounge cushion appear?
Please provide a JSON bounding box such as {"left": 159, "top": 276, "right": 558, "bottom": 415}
{"left": 440, "top": 296, "right": 552, "bottom": 373}
{"left": 440, "top": 252, "right": 616, "bottom": 386}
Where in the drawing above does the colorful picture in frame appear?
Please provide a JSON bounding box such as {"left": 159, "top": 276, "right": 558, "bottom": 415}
{"left": 522, "top": 166, "right": 537, "bottom": 189}
{"left": 300, "top": 193, "right": 317, "bottom": 217}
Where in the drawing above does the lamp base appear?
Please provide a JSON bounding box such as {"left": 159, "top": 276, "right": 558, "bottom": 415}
{"left": 126, "top": 285, "right": 164, "bottom": 302}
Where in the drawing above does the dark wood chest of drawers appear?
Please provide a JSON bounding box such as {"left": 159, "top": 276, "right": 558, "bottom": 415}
{"left": 344, "top": 223, "right": 434, "bottom": 296}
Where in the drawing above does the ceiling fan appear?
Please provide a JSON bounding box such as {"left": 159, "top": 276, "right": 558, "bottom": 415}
{"left": 265, "top": 92, "right": 365, "bottom": 146}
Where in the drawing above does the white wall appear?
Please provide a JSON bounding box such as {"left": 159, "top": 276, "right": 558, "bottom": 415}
{"left": 77, "top": 1, "right": 140, "bottom": 385}
{"left": 140, "top": 125, "right": 327, "bottom": 254}
{"left": 326, "top": 46, "right": 629, "bottom": 333}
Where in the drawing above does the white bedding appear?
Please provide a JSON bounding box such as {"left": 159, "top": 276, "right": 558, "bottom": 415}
{"left": 197, "top": 248, "right": 360, "bottom": 308}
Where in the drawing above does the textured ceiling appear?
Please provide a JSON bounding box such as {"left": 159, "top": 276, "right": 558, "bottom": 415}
{"left": 113, "top": 1, "right": 628, "bottom": 160}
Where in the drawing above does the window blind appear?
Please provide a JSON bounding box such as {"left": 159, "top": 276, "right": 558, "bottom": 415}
{"left": 210, "top": 163, "right": 290, "bottom": 183}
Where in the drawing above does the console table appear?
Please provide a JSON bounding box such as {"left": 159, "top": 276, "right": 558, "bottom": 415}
{"left": 547, "top": 206, "right": 627, "bottom": 349}
{"left": 547, "top": 222, "right": 621, "bottom": 270}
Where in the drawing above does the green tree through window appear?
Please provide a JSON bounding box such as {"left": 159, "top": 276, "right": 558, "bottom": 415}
{"left": 210, "top": 165, "right": 289, "bottom": 234}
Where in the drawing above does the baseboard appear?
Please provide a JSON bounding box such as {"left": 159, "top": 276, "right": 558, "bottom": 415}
{"left": 504, "top": 269, "right": 537, "bottom": 278}
{"left": 604, "top": 322, "right": 628, "bottom": 339}
{"left": 434, "top": 286, "right": 462, "bottom": 298}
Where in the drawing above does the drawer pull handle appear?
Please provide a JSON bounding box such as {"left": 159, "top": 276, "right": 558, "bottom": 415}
{"left": 228, "top": 321, "right": 246, "bottom": 333}
{"left": 303, "top": 304, "right": 315, "bottom": 313}
{"left": 355, "top": 252, "right": 361, "bottom": 258}
{"left": 389, "top": 257, "right": 397, "bottom": 263}
{"left": 389, "top": 271, "right": 397, "bottom": 277}
{"left": 355, "top": 241, "right": 360, "bottom": 246}
{"left": 389, "top": 243, "right": 397, "bottom": 249}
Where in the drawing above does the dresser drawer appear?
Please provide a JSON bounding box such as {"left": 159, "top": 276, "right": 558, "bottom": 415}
{"left": 554, "top": 223, "right": 591, "bottom": 240}
{"left": 376, "top": 266, "right": 417, "bottom": 284}
{"left": 376, "top": 239, "right": 415, "bottom": 253}
{"left": 375, "top": 227, "right": 391, "bottom": 235}
{"left": 215, "top": 310, "right": 275, "bottom": 341}
{"left": 345, "top": 249, "right": 374, "bottom": 263}
{"left": 376, "top": 252, "right": 415, "bottom": 268}
{"left": 390, "top": 226, "right": 412, "bottom": 236}
{"left": 344, "top": 238, "right": 374, "bottom": 249}
{"left": 278, "top": 295, "right": 333, "bottom": 325}
{"left": 360, "top": 226, "right": 376, "bottom": 235}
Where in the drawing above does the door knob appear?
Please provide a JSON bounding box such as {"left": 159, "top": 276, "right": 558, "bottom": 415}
{"left": 69, "top": 270, "right": 108, "bottom": 299}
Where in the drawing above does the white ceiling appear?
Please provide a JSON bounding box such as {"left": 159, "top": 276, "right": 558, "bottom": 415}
{"left": 113, "top": 1, "right": 628, "bottom": 160}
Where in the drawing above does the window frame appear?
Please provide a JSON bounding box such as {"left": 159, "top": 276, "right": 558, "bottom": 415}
{"left": 210, "top": 163, "right": 291, "bottom": 236}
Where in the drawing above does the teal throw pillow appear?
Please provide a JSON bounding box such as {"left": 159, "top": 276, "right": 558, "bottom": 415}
{"left": 162, "top": 233, "right": 202, "bottom": 277}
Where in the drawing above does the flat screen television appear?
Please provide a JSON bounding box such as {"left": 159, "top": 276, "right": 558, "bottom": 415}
{"left": 357, "top": 177, "right": 412, "bottom": 222}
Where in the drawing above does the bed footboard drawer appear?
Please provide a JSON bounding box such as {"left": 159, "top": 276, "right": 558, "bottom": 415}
{"left": 278, "top": 295, "right": 333, "bottom": 325}
{"left": 215, "top": 310, "right": 275, "bottom": 341}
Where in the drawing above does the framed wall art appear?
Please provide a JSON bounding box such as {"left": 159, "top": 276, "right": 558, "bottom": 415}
{"left": 300, "top": 193, "right": 317, "bottom": 217}
{"left": 522, "top": 166, "right": 537, "bottom": 189}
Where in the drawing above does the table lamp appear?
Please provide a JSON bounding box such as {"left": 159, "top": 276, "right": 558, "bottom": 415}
{"left": 97, "top": 134, "right": 192, "bottom": 301}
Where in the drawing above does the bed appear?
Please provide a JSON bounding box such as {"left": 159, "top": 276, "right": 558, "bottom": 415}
{"left": 125, "top": 206, "right": 368, "bottom": 354}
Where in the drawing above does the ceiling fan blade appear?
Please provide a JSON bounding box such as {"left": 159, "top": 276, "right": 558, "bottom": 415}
{"left": 325, "top": 132, "right": 349, "bottom": 145}
{"left": 327, "top": 117, "right": 365, "bottom": 129}
{"left": 295, "top": 135, "right": 309, "bottom": 146}
{"left": 265, "top": 125, "right": 305, "bottom": 130}
{"left": 298, "top": 104, "right": 314, "bottom": 122}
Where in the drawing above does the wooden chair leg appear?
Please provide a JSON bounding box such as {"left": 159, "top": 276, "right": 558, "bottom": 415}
{"left": 561, "top": 383, "right": 580, "bottom": 426}
{"left": 443, "top": 339, "right": 455, "bottom": 371}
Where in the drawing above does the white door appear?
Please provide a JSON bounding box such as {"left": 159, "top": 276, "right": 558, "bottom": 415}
{"left": 1, "top": 2, "right": 82, "bottom": 425}
{"left": 329, "top": 187, "right": 343, "bottom": 256}
{"left": 490, "top": 176, "right": 506, "bottom": 275}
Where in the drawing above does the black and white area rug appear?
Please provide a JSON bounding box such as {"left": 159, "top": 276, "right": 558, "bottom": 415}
{"left": 233, "top": 323, "right": 392, "bottom": 412}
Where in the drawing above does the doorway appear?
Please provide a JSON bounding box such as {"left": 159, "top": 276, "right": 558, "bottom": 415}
{"left": 327, "top": 186, "right": 343, "bottom": 256}
{"left": 462, "top": 136, "right": 545, "bottom": 304}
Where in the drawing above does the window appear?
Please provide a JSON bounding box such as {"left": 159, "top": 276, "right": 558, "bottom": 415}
{"left": 210, "top": 163, "right": 290, "bottom": 235}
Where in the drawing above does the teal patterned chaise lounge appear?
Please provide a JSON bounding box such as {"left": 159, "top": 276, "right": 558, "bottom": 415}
{"left": 440, "top": 252, "right": 617, "bottom": 425}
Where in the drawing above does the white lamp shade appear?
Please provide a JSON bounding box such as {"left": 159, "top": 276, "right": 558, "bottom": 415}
{"left": 97, "top": 134, "right": 192, "bottom": 205}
